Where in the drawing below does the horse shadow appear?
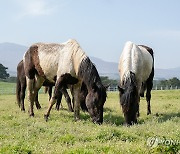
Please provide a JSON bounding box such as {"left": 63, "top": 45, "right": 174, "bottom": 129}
{"left": 104, "top": 107, "right": 114, "bottom": 113}
{"left": 103, "top": 107, "right": 124, "bottom": 126}
{"left": 75, "top": 107, "right": 124, "bottom": 126}
{"left": 155, "top": 112, "right": 180, "bottom": 123}
{"left": 103, "top": 114, "right": 124, "bottom": 126}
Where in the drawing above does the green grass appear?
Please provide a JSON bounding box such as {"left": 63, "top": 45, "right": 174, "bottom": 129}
{"left": 0, "top": 82, "right": 16, "bottom": 95}
{"left": 0, "top": 82, "right": 44, "bottom": 95}
{"left": 0, "top": 90, "right": 180, "bottom": 153}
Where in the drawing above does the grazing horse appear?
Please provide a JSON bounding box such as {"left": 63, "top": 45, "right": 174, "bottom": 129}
{"left": 23, "top": 39, "right": 106, "bottom": 124}
{"left": 118, "top": 41, "right": 154, "bottom": 125}
{"left": 16, "top": 60, "right": 74, "bottom": 112}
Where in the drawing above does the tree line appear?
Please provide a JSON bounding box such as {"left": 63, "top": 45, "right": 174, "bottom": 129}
{"left": 1, "top": 63, "right": 180, "bottom": 89}
{"left": 154, "top": 77, "right": 180, "bottom": 89}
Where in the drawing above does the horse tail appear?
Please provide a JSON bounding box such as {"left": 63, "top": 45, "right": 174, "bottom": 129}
{"left": 16, "top": 75, "right": 21, "bottom": 108}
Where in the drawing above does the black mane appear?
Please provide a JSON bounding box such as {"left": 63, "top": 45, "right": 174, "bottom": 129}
{"left": 120, "top": 72, "right": 138, "bottom": 113}
{"left": 78, "top": 57, "right": 101, "bottom": 88}
{"left": 78, "top": 57, "right": 107, "bottom": 98}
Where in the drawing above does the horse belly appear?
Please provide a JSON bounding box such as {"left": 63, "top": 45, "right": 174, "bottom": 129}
{"left": 57, "top": 53, "right": 76, "bottom": 77}
{"left": 38, "top": 54, "right": 59, "bottom": 82}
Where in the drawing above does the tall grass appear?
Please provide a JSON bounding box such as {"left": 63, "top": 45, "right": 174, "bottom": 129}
{"left": 0, "top": 90, "right": 179, "bottom": 153}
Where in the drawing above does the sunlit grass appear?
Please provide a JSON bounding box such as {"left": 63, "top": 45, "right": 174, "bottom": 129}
{"left": 0, "top": 90, "right": 180, "bottom": 153}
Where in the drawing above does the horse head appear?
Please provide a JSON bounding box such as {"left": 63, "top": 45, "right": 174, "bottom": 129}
{"left": 86, "top": 82, "right": 107, "bottom": 124}
{"left": 118, "top": 72, "right": 139, "bottom": 125}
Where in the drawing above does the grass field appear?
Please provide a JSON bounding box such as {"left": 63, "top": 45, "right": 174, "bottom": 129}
{"left": 0, "top": 87, "right": 180, "bottom": 153}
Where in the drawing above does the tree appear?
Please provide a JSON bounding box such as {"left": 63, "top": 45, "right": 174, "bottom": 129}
{"left": 158, "top": 77, "right": 180, "bottom": 89}
{"left": 0, "top": 63, "right": 9, "bottom": 79}
{"left": 168, "top": 77, "right": 180, "bottom": 87}
{"left": 100, "top": 76, "right": 118, "bottom": 87}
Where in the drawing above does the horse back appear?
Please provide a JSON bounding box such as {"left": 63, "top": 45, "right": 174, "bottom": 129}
{"left": 119, "top": 41, "right": 142, "bottom": 82}
{"left": 119, "top": 41, "right": 153, "bottom": 84}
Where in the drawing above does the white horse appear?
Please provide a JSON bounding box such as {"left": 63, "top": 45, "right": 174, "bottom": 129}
{"left": 118, "top": 41, "right": 154, "bottom": 125}
{"left": 23, "top": 39, "right": 106, "bottom": 124}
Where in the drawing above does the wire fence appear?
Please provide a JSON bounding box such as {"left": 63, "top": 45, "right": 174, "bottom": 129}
{"left": 107, "top": 86, "right": 180, "bottom": 91}
{"left": 0, "top": 86, "right": 45, "bottom": 95}
{"left": 0, "top": 85, "right": 180, "bottom": 95}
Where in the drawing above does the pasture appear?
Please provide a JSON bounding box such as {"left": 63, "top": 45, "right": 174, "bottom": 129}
{"left": 0, "top": 82, "right": 179, "bottom": 153}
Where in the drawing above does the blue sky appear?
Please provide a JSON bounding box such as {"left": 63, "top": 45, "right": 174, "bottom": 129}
{"left": 0, "top": 0, "right": 180, "bottom": 69}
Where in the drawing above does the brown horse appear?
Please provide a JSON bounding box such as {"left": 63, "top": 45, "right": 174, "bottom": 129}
{"left": 23, "top": 39, "right": 106, "bottom": 124}
{"left": 16, "top": 60, "right": 74, "bottom": 112}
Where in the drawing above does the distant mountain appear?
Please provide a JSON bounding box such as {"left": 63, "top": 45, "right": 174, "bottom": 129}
{"left": 155, "top": 67, "right": 180, "bottom": 80}
{"left": 0, "top": 42, "right": 28, "bottom": 75}
{"left": 90, "top": 57, "right": 118, "bottom": 74}
{"left": 0, "top": 42, "right": 180, "bottom": 79}
{"left": 90, "top": 57, "right": 180, "bottom": 80}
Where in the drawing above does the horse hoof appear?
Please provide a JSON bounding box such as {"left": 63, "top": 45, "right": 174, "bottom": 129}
{"left": 37, "top": 106, "right": 41, "bottom": 110}
{"left": 147, "top": 112, "right": 151, "bottom": 115}
{"left": 137, "top": 113, "right": 140, "bottom": 117}
{"left": 21, "top": 109, "right": 25, "bottom": 112}
{"left": 55, "top": 107, "right": 60, "bottom": 111}
{"left": 44, "top": 114, "right": 48, "bottom": 122}
{"left": 30, "top": 113, "right": 34, "bottom": 117}
{"left": 69, "top": 109, "right": 74, "bottom": 112}
{"left": 74, "top": 117, "right": 80, "bottom": 122}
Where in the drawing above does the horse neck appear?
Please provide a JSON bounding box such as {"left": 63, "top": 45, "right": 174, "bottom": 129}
{"left": 78, "top": 57, "right": 102, "bottom": 91}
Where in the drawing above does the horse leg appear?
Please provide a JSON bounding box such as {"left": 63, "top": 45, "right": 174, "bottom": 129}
{"left": 55, "top": 92, "right": 62, "bottom": 110}
{"left": 62, "top": 88, "right": 73, "bottom": 112}
{"left": 26, "top": 78, "right": 35, "bottom": 116}
{"left": 70, "top": 86, "right": 75, "bottom": 110}
{"left": 34, "top": 76, "right": 44, "bottom": 109}
{"left": 146, "top": 66, "right": 154, "bottom": 115}
{"left": 44, "top": 74, "right": 78, "bottom": 121}
{"left": 20, "top": 84, "right": 26, "bottom": 111}
{"left": 146, "top": 80, "right": 153, "bottom": 115}
{"left": 44, "top": 76, "right": 64, "bottom": 121}
{"left": 34, "top": 94, "right": 41, "bottom": 109}
{"left": 73, "top": 83, "right": 81, "bottom": 121}
{"left": 135, "top": 94, "right": 140, "bottom": 118}
{"left": 44, "top": 96, "right": 57, "bottom": 121}
{"left": 16, "top": 77, "right": 21, "bottom": 108}
{"left": 48, "top": 86, "right": 52, "bottom": 101}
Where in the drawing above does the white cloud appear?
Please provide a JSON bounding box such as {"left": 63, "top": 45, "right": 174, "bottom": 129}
{"left": 16, "top": 0, "right": 57, "bottom": 18}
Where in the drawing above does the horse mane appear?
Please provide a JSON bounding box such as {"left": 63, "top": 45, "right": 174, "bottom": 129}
{"left": 120, "top": 72, "right": 138, "bottom": 112}
{"left": 78, "top": 57, "right": 107, "bottom": 98}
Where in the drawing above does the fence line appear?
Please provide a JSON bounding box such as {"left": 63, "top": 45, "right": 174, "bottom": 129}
{"left": 107, "top": 86, "right": 180, "bottom": 91}
{"left": 0, "top": 85, "right": 179, "bottom": 95}
{"left": 0, "top": 85, "right": 45, "bottom": 95}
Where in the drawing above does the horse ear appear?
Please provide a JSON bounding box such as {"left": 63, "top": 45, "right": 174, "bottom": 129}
{"left": 118, "top": 86, "right": 124, "bottom": 94}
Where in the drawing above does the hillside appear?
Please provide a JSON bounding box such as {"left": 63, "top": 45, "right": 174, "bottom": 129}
{"left": 0, "top": 42, "right": 180, "bottom": 79}
{"left": 0, "top": 42, "right": 27, "bottom": 76}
